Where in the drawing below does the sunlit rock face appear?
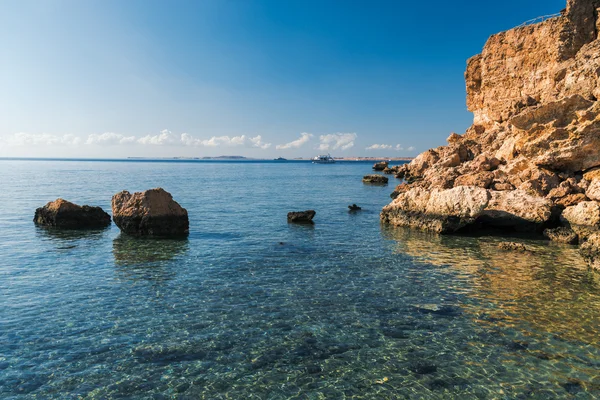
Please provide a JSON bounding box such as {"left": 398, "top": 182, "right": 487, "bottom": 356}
{"left": 381, "top": 0, "right": 600, "bottom": 268}
{"left": 112, "top": 188, "right": 189, "bottom": 238}
{"left": 34, "top": 198, "right": 111, "bottom": 229}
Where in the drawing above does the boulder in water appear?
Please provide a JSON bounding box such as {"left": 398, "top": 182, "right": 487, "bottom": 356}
{"left": 34, "top": 199, "right": 111, "bottom": 229}
{"left": 112, "top": 188, "right": 189, "bottom": 237}
{"left": 363, "top": 175, "right": 389, "bottom": 184}
{"left": 287, "top": 210, "right": 316, "bottom": 223}
{"left": 373, "top": 161, "right": 389, "bottom": 171}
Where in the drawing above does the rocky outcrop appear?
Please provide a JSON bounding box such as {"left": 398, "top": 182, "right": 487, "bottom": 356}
{"left": 112, "top": 188, "right": 189, "bottom": 237}
{"left": 363, "top": 175, "right": 389, "bottom": 184}
{"left": 287, "top": 210, "right": 316, "bottom": 223}
{"left": 381, "top": 187, "right": 490, "bottom": 233}
{"left": 373, "top": 161, "right": 388, "bottom": 171}
{"left": 380, "top": 0, "right": 600, "bottom": 269}
{"left": 34, "top": 199, "right": 111, "bottom": 229}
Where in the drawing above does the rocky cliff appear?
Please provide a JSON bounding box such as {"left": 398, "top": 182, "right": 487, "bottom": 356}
{"left": 381, "top": 0, "right": 600, "bottom": 269}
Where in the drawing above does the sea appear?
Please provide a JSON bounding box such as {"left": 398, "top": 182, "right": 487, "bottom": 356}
{"left": 1, "top": 158, "right": 600, "bottom": 399}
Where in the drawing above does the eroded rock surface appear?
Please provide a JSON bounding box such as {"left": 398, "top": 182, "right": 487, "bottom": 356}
{"left": 34, "top": 199, "right": 111, "bottom": 229}
{"left": 112, "top": 188, "right": 189, "bottom": 237}
{"left": 380, "top": 0, "right": 600, "bottom": 269}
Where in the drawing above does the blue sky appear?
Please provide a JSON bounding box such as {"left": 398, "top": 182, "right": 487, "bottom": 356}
{"left": 0, "top": 0, "right": 565, "bottom": 158}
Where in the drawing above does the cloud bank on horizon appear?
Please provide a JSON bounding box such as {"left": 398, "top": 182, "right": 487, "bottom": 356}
{"left": 0, "top": 130, "right": 415, "bottom": 157}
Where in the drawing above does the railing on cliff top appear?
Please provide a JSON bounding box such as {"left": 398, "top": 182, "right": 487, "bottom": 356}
{"left": 516, "top": 12, "right": 563, "bottom": 28}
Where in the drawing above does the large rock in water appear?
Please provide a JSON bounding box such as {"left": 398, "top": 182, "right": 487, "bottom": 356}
{"left": 112, "top": 188, "right": 189, "bottom": 237}
{"left": 34, "top": 199, "right": 111, "bottom": 229}
{"left": 380, "top": 0, "right": 600, "bottom": 261}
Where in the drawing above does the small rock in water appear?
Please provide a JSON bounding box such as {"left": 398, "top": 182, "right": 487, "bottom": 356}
{"left": 287, "top": 210, "right": 316, "bottom": 223}
{"left": 497, "top": 242, "right": 534, "bottom": 252}
{"left": 373, "top": 161, "right": 388, "bottom": 171}
{"left": 543, "top": 227, "right": 578, "bottom": 244}
{"left": 363, "top": 175, "right": 389, "bottom": 184}
{"left": 348, "top": 204, "right": 362, "bottom": 211}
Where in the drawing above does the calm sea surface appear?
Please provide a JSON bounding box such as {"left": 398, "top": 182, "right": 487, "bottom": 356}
{"left": 1, "top": 159, "right": 600, "bottom": 399}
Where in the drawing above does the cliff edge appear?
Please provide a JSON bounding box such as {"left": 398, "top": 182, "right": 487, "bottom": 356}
{"left": 381, "top": 0, "right": 600, "bottom": 268}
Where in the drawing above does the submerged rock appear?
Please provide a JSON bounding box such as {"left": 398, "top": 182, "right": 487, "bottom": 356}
{"left": 580, "top": 233, "right": 600, "bottom": 269}
{"left": 363, "top": 175, "right": 389, "bottom": 184}
{"left": 34, "top": 199, "right": 111, "bottom": 229}
{"left": 287, "top": 210, "right": 316, "bottom": 223}
{"left": 112, "top": 188, "right": 189, "bottom": 237}
{"left": 544, "top": 227, "right": 579, "bottom": 244}
{"left": 497, "top": 242, "right": 534, "bottom": 253}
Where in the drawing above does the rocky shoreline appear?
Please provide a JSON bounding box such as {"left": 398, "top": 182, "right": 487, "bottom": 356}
{"left": 380, "top": 0, "right": 600, "bottom": 270}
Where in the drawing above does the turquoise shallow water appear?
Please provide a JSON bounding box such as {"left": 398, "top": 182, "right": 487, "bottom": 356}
{"left": 1, "top": 159, "right": 600, "bottom": 399}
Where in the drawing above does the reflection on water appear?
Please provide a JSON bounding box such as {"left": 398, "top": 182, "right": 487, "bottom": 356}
{"left": 382, "top": 226, "right": 600, "bottom": 346}
{"left": 35, "top": 226, "right": 108, "bottom": 243}
{"left": 112, "top": 235, "right": 189, "bottom": 282}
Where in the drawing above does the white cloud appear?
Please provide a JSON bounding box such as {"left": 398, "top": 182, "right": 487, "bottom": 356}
{"left": 180, "top": 134, "right": 271, "bottom": 149}
{"left": 366, "top": 144, "right": 393, "bottom": 150}
{"left": 276, "top": 133, "right": 313, "bottom": 150}
{"left": 196, "top": 135, "right": 247, "bottom": 147}
{"left": 318, "top": 133, "right": 357, "bottom": 151}
{"left": 1, "top": 130, "right": 276, "bottom": 151}
{"left": 2, "top": 132, "right": 82, "bottom": 146}
{"left": 250, "top": 135, "right": 272, "bottom": 150}
{"left": 367, "top": 143, "right": 415, "bottom": 152}
{"left": 85, "top": 132, "right": 136, "bottom": 146}
{"left": 137, "top": 129, "right": 179, "bottom": 145}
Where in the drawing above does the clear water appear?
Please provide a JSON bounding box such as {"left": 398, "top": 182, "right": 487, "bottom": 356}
{"left": 1, "top": 159, "right": 600, "bottom": 399}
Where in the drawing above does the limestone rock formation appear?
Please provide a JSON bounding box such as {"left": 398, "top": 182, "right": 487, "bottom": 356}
{"left": 373, "top": 161, "right": 388, "bottom": 171}
{"left": 34, "top": 199, "right": 111, "bottom": 229}
{"left": 363, "top": 175, "right": 389, "bottom": 184}
{"left": 380, "top": 0, "right": 600, "bottom": 269}
{"left": 287, "top": 210, "right": 316, "bottom": 223}
{"left": 112, "top": 188, "right": 189, "bottom": 237}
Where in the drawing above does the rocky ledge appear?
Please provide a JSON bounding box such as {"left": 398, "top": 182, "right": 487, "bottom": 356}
{"left": 381, "top": 0, "right": 600, "bottom": 269}
{"left": 112, "top": 188, "right": 189, "bottom": 237}
{"left": 34, "top": 199, "right": 111, "bottom": 229}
